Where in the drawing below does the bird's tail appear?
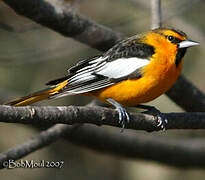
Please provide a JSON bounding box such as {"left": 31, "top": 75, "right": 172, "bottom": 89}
{"left": 5, "top": 80, "right": 68, "bottom": 106}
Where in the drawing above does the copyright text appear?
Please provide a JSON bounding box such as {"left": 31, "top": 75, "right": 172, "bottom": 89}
{"left": 3, "top": 159, "right": 64, "bottom": 169}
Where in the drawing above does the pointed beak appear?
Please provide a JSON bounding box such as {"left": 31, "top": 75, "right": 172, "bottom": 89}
{"left": 178, "top": 39, "right": 200, "bottom": 49}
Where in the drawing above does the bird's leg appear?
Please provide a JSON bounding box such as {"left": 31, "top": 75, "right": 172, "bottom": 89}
{"left": 107, "top": 98, "right": 130, "bottom": 132}
{"left": 136, "top": 104, "right": 168, "bottom": 130}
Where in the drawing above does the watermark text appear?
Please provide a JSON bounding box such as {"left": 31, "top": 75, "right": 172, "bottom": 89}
{"left": 3, "top": 159, "right": 64, "bottom": 169}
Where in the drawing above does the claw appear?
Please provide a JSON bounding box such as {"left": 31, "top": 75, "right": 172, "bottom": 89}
{"left": 157, "top": 117, "right": 163, "bottom": 127}
{"left": 117, "top": 106, "right": 130, "bottom": 131}
{"left": 156, "top": 112, "right": 168, "bottom": 131}
{"left": 153, "top": 108, "right": 168, "bottom": 130}
{"left": 107, "top": 98, "right": 130, "bottom": 131}
{"left": 137, "top": 105, "right": 168, "bottom": 131}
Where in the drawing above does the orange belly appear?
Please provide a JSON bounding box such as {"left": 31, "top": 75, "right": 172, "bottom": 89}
{"left": 86, "top": 60, "right": 183, "bottom": 106}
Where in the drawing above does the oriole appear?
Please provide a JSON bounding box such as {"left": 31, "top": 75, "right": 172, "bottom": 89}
{"left": 6, "top": 27, "right": 199, "bottom": 130}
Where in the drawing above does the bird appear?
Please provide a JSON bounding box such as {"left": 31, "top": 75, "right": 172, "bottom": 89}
{"left": 6, "top": 27, "right": 199, "bottom": 130}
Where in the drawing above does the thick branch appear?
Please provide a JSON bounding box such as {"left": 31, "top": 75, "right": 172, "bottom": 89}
{"left": 1, "top": 105, "right": 205, "bottom": 131}
{"left": 166, "top": 75, "right": 205, "bottom": 112}
{"left": 2, "top": 0, "right": 205, "bottom": 112}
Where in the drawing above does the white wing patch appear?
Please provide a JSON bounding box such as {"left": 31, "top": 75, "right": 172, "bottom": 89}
{"left": 95, "top": 57, "right": 150, "bottom": 79}
{"left": 58, "top": 56, "right": 149, "bottom": 96}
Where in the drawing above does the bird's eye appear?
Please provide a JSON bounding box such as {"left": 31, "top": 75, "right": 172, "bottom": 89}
{"left": 167, "top": 35, "right": 174, "bottom": 42}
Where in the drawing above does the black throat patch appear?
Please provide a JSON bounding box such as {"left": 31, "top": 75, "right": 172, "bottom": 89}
{"left": 175, "top": 48, "right": 187, "bottom": 67}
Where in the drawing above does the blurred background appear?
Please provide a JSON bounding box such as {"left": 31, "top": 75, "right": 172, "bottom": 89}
{"left": 0, "top": 0, "right": 205, "bottom": 179}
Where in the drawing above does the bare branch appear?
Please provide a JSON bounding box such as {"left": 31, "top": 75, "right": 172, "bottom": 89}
{"left": 1, "top": 105, "right": 205, "bottom": 131}
{"left": 151, "top": 0, "right": 162, "bottom": 29}
{"left": 166, "top": 75, "right": 205, "bottom": 112}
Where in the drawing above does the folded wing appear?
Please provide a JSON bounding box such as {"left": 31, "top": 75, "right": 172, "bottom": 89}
{"left": 48, "top": 37, "right": 154, "bottom": 97}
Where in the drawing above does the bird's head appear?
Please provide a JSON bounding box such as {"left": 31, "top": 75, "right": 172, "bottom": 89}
{"left": 155, "top": 28, "right": 199, "bottom": 49}
{"left": 143, "top": 27, "right": 199, "bottom": 67}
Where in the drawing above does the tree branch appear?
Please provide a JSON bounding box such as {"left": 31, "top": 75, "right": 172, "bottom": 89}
{"left": 166, "top": 75, "right": 205, "bottom": 112}
{"left": 2, "top": 0, "right": 205, "bottom": 112}
{"left": 1, "top": 105, "right": 205, "bottom": 131}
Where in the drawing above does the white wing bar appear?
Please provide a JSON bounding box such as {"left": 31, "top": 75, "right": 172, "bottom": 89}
{"left": 95, "top": 57, "right": 150, "bottom": 79}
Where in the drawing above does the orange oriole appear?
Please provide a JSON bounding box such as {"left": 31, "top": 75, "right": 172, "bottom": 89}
{"left": 6, "top": 27, "right": 199, "bottom": 130}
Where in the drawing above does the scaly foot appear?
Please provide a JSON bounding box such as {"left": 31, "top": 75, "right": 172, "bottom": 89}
{"left": 107, "top": 98, "right": 130, "bottom": 131}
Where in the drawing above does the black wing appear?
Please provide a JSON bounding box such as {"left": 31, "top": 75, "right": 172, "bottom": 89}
{"left": 47, "top": 35, "right": 155, "bottom": 97}
{"left": 103, "top": 35, "right": 155, "bottom": 61}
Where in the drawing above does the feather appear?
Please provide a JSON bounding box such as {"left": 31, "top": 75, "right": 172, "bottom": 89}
{"left": 95, "top": 58, "right": 149, "bottom": 79}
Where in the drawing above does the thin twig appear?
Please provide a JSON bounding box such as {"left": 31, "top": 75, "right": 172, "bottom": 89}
{"left": 151, "top": 0, "right": 162, "bottom": 29}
